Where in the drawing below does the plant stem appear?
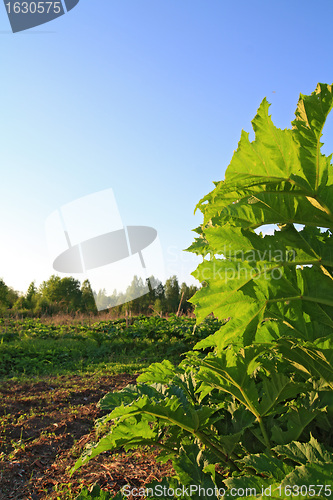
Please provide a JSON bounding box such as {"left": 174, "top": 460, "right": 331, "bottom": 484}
{"left": 257, "top": 415, "right": 272, "bottom": 451}
{"left": 195, "top": 430, "right": 240, "bottom": 472}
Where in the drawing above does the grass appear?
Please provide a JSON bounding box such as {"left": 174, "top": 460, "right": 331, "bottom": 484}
{"left": 0, "top": 314, "right": 223, "bottom": 380}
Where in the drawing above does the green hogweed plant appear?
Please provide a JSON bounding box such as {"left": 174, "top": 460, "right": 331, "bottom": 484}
{"left": 72, "top": 84, "right": 333, "bottom": 499}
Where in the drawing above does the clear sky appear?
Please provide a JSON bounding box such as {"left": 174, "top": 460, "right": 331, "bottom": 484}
{"left": 1, "top": 0, "right": 333, "bottom": 294}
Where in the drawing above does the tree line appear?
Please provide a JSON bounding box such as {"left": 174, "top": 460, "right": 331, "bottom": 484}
{"left": 0, "top": 275, "right": 198, "bottom": 317}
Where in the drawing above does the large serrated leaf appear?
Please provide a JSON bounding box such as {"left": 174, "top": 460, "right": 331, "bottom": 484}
{"left": 196, "top": 347, "right": 264, "bottom": 416}
{"left": 172, "top": 443, "right": 216, "bottom": 500}
{"left": 224, "top": 474, "right": 280, "bottom": 499}
{"left": 137, "top": 359, "right": 177, "bottom": 384}
{"left": 270, "top": 404, "right": 320, "bottom": 445}
{"left": 98, "top": 383, "right": 166, "bottom": 411}
{"left": 277, "top": 339, "right": 333, "bottom": 391}
{"left": 258, "top": 372, "right": 307, "bottom": 417}
{"left": 74, "top": 84, "right": 333, "bottom": 498}
{"left": 280, "top": 463, "right": 333, "bottom": 494}
{"left": 237, "top": 452, "right": 293, "bottom": 481}
{"left": 274, "top": 435, "right": 333, "bottom": 465}
{"left": 189, "top": 84, "right": 333, "bottom": 347}
{"left": 71, "top": 414, "right": 157, "bottom": 474}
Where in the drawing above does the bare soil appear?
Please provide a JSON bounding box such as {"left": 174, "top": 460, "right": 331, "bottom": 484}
{"left": 0, "top": 373, "right": 173, "bottom": 499}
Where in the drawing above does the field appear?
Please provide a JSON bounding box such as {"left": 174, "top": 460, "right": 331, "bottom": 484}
{"left": 2, "top": 86, "right": 333, "bottom": 498}
{"left": 0, "top": 315, "right": 222, "bottom": 499}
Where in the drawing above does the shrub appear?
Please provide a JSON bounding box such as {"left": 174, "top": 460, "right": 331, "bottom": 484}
{"left": 72, "top": 84, "right": 333, "bottom": 499}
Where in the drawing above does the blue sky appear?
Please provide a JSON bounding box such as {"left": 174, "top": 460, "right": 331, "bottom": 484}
{"left": 1, "top": 0, "right": 333, "bottom": 294}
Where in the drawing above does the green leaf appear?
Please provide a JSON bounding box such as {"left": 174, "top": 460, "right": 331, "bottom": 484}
{"left": 270, "top": 403, "right": 320, "bottom": 445}
{"left": 138, "top": 478, "right": 185, "bottom": 499}
{"left": 188, "top": 84, "right": 333, "bottom": 347}
{"left": 281, "top": 463, "right": 333, "bottom": 495}
{"left": 277, "top": 339, "right": 333, "bottom": 390}
{"left": 172, "top": 443, "right": 217, "bottom": 500}
{"left": 258, "top": 372, "right": 307, "bottom": 417}
{"left": 98, "top": 383, "right": 164, "bottom": 411}
{"left": 195, "top": 84, "right": 333, "bottom": 227}
{"left": 75, "top": 484, "right": 113, "bottom": 500}
{"left": 75, "top": 485, "right": 114, "bottom": 499}
{"left": 73, "top": 84, "right": 333, "bottom": 500}
{"left": 197, "top": 347, "right": 264, "bottom": 416}
{"left": 274, "top": 435, "right": 333, "bottom": 465}
{"left": 292, "top": 83, "right": 333, "bottom": 192}
{"left": 224, "top": 474, "right": 280, "bottom": 499}
{"left": 71, "top": 414, "right": 158, "bottom": 474}
{"left": 137, "top": 359, "right": 176, "bottom": 384}
{"left": 106, "top": 394, "right": 216, "bottom": 433}
{"left": 237, "top": 452, "right": 293, "bottom": 481}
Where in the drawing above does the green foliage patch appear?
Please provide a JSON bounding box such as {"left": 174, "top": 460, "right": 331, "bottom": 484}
{"left": 0, "top": 315, "right": 222, "bottom": 378}
{"left": 72, "top": 84, "right": 333, "bottom": 498}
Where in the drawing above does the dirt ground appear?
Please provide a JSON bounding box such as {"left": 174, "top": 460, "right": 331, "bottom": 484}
{"left": 0, "top": 373, "right": 173, "bottom": 499}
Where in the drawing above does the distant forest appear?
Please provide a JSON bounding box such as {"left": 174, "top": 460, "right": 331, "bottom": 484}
{"left": 0, "top": 275, "right": 198, "bottom": 317}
